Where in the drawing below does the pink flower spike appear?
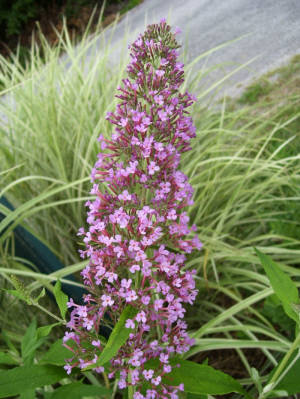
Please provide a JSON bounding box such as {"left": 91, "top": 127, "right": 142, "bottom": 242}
{"left": 65, "top": 19, "right": 201, "bottom": 398}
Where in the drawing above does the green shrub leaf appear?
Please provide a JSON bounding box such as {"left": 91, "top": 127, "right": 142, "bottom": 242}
{"left": 48, "top": 382, "right": 111, "bottom": 399}
{"left": 84, "top": 305, "right": 138, "bottom": 370}
{"left": 255, "top": 249, "right": 299, "bottom": 323}
{"left": 268, "top": 354, "right": 300, "bottom": 396}
{"left": 53, "top": 280, "right": 68, "bottom": 320}
{"left": 0, "top": 352, "right": 19, "bottom": 365}
{"left": 145, "top": 359, "right": 245, "bottom": 395}
{"left": 21, "top": 319, "right": 41, "bottom": 362}
{"left": 40, "top": 339, "right": 73, "bottom": 366}
{"left": 0, "top": 365, "right": 65, "bottom": 397}
{"left": 37, "top": 323, "right": 60, "bottom": 339}
{"left": 35, "top": 287, "right": 46, "bottom": 302}
{"left": 169, "top": 360, "right": 244, "bottom": 395}
{"left": 19, "top": 389, "right": 36, "bottom": 399}
{"left": 6, "top": 289, "right": 31, "bottom": 305}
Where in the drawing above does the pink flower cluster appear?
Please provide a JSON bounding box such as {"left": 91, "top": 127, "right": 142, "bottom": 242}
{"left": 63, "top": 19, "right": 202, "bottom": 398}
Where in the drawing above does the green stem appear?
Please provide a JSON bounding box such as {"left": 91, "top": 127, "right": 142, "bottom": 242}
{"left": 128, "top": 384, "right": 134, "bottom": 399}
{"left": 103, "top": 372, "right": 110, "bottom": 390}
{"left": 269, "top": 331, "right": 300, "bottom": 385}
{"left": 34, "top": 302, "right": 65, "bottom": 324}
{"left": 128, "top": 369, "right": 135, "bottom": 399}
{"left": 260, "top": 330, "right": 300, "bottom": 398}
{"left": 111, "top": 379, "right": 118, "bottom": 399}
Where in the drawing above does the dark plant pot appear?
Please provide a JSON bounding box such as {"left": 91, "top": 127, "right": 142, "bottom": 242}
{"left": 0, "top": 196, "right": 86, "bottom": 304}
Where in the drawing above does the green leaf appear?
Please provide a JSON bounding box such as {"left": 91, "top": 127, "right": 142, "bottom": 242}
{"left": 6, "top": 289, "right": 31, "bottom": 305}
{"left": 21, "top": 319, "right": 39, "bottom": 362}
{"left": 0, "top": 365, "right": 65, "bottom": 398}
{"left": 269, "top": 353, "right": 300, "bottom": 396}
{"left": 19, "top": 389, "right": 36, "bottom": 399}
{"left": 35, "top": 288, "right": 46, "bottom": 302}
{"left": 146, "top": 359, "right": 245, "bottom": 395}
{"left": 255, "top": 249, "right": 300, "bottom": 323}
{"left": 40, "top": 339, "right": 73, "bottom": 366}
{"left": 84, "top": 305, "right": 138, "bottom": 370}
{"left": 48, "top": 382, "right": 111, "bottom": 399}
{"left": 187, "top": 394, "right": 207, "bottom": 399}
{"left": 1, "top": 330, "right": 19, "bottom": 355}
{"left": 9, "top": 275, "right": 32, "bottom": 304}
{"left": 37, "top": 323, "right": 60, "bottom": 339}
{"left": 262, "top": 294, "right": 295, "bottom": 333}
{"left": 53, "top": 280, "right": 68, "bottom": 320}
{"left": 0, "top": 352, "right": 19, "bottom": 365}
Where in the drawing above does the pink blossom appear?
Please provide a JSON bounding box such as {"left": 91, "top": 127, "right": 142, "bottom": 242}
{"left": 118, "top": 190, "right": 132, "bottom": 201}
{"left": 101, "top": 295, "right": 114, "bottom": 307}
{"left": 143, "top": 369, "right": 154, "bottom": 380}
{"left": 125, "top": 319, "right": 135, "bottom": 329}
{"left": 152, "top": 376, "right": 162, "bottom": 386}
{"left": 129, "top": 264, "right": 140, "bottom": 273}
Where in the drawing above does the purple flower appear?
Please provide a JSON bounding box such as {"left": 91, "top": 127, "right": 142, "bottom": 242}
{"left": 125, "top": 319, "right": 135, "bottom": 329}
{"left": 143, "top": 369, "right": 154, "bottom": 380}
{"left": 64, "top": 20, "right": 202, "bottom": 398}
{"left": 64, "top": 364, "right": 72, "bottom": 375}
{"left": 152, "top": 376, "right": 162, "bottom": 386}
{"left": 101, "top": 295, "right": 114, "bottom": 307}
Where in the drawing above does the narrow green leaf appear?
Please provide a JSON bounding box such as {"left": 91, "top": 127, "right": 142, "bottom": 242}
{"left": 35, "top": 288, "right": 46, "bottom": 302}
{"left": 21, "top": 319, "right": 38, "bottom": 361}
{"left": 53, "top": 280, "right": 68, "bottom": 320}
{"left": 146, "top": 359, "right": 245, "bottom": 395}
{"left": 0, "top": 352, "right": 19, "bottom": 365}
{"left": 0, "top": 365, "right": 65, "bottom": 398}
{"left": 255, "top": 249, "right": 299, "bottom": 323}
{"left": 9, "top": 275, "right": 32, "bottom": 304}
{"left": 48, "top": 382, "right": 111, "bottom": 399}
{"left": 84, "top": 305, "right": 138, "bottom": 370}
{"left": 6, "top": 289, "right": 31, "bottom": 304}
{"left": 268, "top": 353, "right": 300, "bottom": 396}
{"left": 19, "top": 389, "right": 35, "bottom": 399}
{"left": 40, "top": 339, "right": 73, "bottom": 366}
{"left": 1, "top": 330, "right": 19, "bottom": 355}
{"left": 37, "top": 323, "right": 60, "bottom": 339}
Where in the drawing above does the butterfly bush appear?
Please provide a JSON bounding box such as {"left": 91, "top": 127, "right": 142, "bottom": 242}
{"left": 63, "top": 19, "right": 202, "bottom": 399}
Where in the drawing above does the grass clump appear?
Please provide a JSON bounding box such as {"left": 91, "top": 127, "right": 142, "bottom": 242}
{"left": 238, "top": 79, "right": 272, "bottom": 104}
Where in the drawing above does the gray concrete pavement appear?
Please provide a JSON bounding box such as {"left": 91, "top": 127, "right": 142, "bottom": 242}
{"left": 1, "top": 0, "right": 300, "bottom": 123}
{"left": 84, "top": 0, "right": 300, "bottom": 97}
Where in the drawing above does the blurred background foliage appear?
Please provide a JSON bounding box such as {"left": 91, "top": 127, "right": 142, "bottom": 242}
{"left": 0, "top": 0, "right": 141, "bottom": 58}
